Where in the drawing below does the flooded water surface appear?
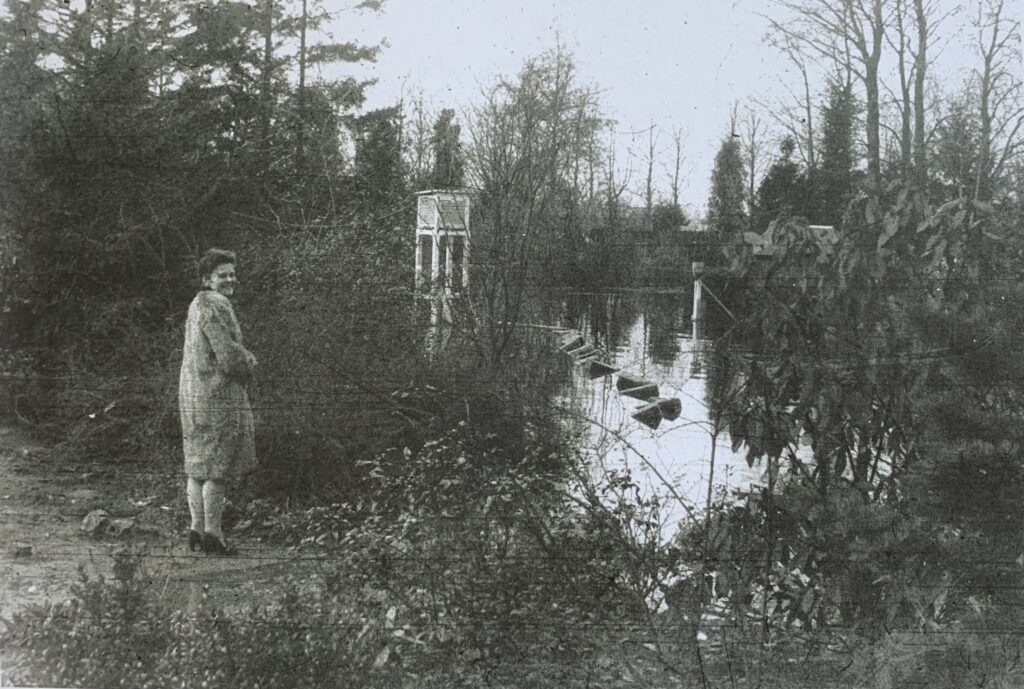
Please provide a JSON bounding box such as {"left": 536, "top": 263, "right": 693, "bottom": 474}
{"left": 546, "top": 291, "right": 766, "bottom": 533}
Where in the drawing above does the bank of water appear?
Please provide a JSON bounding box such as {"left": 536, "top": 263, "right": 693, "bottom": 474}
{"left": 544, "top": 291, "right": 765, "bottom": 537}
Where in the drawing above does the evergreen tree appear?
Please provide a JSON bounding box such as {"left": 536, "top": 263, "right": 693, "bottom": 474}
{"left": 651, "top": 202, "right": 689, "bottom": 237}
{"left": 30, "top": 2, "right": 182, "bottom": 303}
{"left": 932, "top": 96, "right": 981, "bottom": 200}
{"left": 353, "top": 106, "right": 408, "bottom": 213}
{"left": 0, "top": 0, "right": 52, "bottom": 232}
{"left": 809, "top": 82, "right": 858, "bottom": 226}
{"left": 428, "top": 108, "right": 465, "bottom": 188}
{"left": 706, "top": 135, "right": 747, "bottom": 241}
{"left": 286, "top": 0, "right": 381, "bottom": 175}
{"left": 0, "top": 0, "right": 386, "bottom": 365}
{"left": 755, "top": 137, "right": 810, "bottom": 229}
{"left": 0, "top": 0, "right": 52, "bottom": 342}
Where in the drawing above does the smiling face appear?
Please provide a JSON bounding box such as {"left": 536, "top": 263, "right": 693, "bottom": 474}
{"left": 202, "top": 262, "right": 237, "bottom": 297}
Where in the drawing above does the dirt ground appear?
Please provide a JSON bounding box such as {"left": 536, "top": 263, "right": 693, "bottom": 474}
{"left": 0, "top": 423, "right": 316, "bottom": 635}
{"left": 7, "top": 420, "right": 1024, "bottom": 687}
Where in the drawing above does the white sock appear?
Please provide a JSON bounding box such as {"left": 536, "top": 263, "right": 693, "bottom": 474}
{"left": 203, "top": 480, "right": 226, "bottom": 539}
{"left": 187, "top": 478, "right": 204, "bottom": 532}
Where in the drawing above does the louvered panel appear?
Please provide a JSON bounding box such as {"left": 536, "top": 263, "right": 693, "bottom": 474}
{"left": 438, "top": 199, "right": 468, "bottom": 229}
{"left": 417, "top": 196, "right": 437, "bottom": 228}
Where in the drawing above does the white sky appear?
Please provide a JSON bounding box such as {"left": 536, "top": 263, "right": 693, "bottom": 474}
{"left": 337, "top": 0, "right": 781, "bottom": 213}
{"left": 31, "top": 1, "right": 1019, "bottom": 212}
{"left": 332, "top": 0, "right": 1007, "bottom": 214}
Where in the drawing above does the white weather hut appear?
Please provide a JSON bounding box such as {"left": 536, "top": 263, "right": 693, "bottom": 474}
{"left": 415, "top": 189, "right": 470, "bottom": 295}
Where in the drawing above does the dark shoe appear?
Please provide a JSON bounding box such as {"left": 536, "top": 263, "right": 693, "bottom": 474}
{"left": 188, "top": 529, "right": 203, "bottom": 552}
{"left": 202, "top": 532, "right": 237, "bottom": 556}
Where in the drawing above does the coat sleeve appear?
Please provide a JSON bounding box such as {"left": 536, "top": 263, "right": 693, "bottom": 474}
{"left": 201, "top": 296, "right": 256, "bottom": 382}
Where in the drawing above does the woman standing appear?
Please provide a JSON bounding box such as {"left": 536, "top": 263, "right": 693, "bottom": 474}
{"left": 179, "top": 249, "right": 257, "bottom": 555}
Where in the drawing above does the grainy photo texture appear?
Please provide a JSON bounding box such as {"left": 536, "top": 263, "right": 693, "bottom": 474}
{"left": 1, "top": 0, "right": 1023, "bottom": 687}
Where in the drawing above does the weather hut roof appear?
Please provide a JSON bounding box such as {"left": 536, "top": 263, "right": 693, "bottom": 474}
{"left": 415, "top": 189, "right": 473, "bottom": 231}
{"left": 414, "top": 188, "right": 478, "bottom": 196}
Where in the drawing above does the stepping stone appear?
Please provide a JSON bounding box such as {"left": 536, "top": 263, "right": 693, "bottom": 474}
{"left": 632, "top": 402, "right": 662, "bottom": 429}
{"left": 621, "top": 383, "right": 659, "bottom": 401}
{"left": 655, "top": 397, "right": 682, "bottom": 420}
{"left": 558, "top": 333, "right": 585, "bottom": 352}
{"left": 567, "top": 345, "right": 600, "bottom": 360}
{"left": 617, "top": 373, "right": 648, "bottom": 391}
{"left": 587, "top": 360, "right": 619, "bottom": 379}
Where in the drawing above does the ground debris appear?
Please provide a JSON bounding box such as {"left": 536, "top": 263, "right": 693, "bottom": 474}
{"left": 80, "top": 509, "right": 110, "bottom": 536}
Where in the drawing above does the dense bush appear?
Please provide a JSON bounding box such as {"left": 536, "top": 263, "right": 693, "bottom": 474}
{"left": 5, "top": 549, "right": 401, "bottom": 689}
{"left": 4, "top": 429, "right": 709, "bottom": 688}
{"left": 230, "top": 222, "right": 571, "bottom": 497}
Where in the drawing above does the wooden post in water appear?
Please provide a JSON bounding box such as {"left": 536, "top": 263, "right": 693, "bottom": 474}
{"left": 691, "top": 261, "right": 704, "bottom": 322}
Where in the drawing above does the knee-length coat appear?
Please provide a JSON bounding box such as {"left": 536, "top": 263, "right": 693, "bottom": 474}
{"left": 179, "top": 290, "right": 257, "bottom": 480}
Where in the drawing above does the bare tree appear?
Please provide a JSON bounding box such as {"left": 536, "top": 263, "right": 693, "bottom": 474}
{"left": 402, "top": 93, "right": 435, "bottom": 188}
{"left": 886, "top": 0, "right": 948, "bottom": 186}
{"left": 761, "top": 36, "right": 818, "bottom": 170}
{"left": 973, "top": 0, "right": 1024, "bottom": 202}
{"left": 765, "top": 0, "right": 890, "bottom": 199}
{"left": 296, "top": 0, "right": 308, "bottom": 173}
{"left": 644, "top": 122, "right": 657, "bottom": 225}
{"left": 602, "top": 126, "right": 633, "bottom": 228}
{"left": 665, "top": 125, "right": 686, "bottom": 207}
{"left": 260, "top": 0, "right": 274, "bottom": 175}
{"left": 740, "top": 107, "right": 771, "bottom": 231}
{"left": 913, "top": 0, "right": 934, "bottom": 186}
{"left": 891, "top": 0, "right": 915, "bottom": 176}
{"left": 464, "top": 50, "right": 606, "bottom": 365}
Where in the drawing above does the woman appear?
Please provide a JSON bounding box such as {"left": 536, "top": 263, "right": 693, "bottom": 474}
{"left": 179, "top": 249, "right": 257, "bottom": 555}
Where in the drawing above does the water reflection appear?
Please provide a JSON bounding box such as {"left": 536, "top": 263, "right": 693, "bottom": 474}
{"left": 550, "top": 291, "right": 764, "bottom": 535}
{"left": 643, "top": 292, "right": 682, "bottom": 367}
{"left": 553, "top": 292, "right": 643, "bottom": 353}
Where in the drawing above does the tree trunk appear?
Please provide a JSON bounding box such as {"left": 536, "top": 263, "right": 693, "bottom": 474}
{"left": 977, "top": 21, "right": 996, "bottom": 203}
{"left": 863, "top": 0, "right": 884, "bottom": 201}
{"left": 912, "top": 0, "right": 928, "bottom": 189}
{"left": 259, "top": 0, "right": 274, "bottom": 179}
{"left": 297, "top": 0, "right": 308, "bottom": 175}
{"left": 801, "top": 61, "right": 816, "bottom": 170}
{"left": 645, "top": 124, "right": 655, "bottom": 227}
{"left": 742, "top": 109, "right": 766, "bottom": 232}
{"left": 104, "top": 0, "right": 114, "bottom": 44}
{"left": 971, "top": 0, "right": 1002, "bottom": 280}
{"left": 670, "top": 127, "right": 683, "bottom": 207}
{"left": 895, "top": 0, "right": 913, "bottom": 178}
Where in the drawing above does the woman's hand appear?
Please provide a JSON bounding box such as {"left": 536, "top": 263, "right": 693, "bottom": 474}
{"left": 240, "top": 351, "right": 257, "bottom": 383}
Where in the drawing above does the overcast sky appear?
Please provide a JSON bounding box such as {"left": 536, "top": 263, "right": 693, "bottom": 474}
{"left": 336, "top": 0, "right": 779, "bottom": 213}
{"left": 334, "top": 0, "right": 1011, "bottom": 214}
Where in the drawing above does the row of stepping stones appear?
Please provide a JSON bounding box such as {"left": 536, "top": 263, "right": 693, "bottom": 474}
{"left": 558, "top": 332, "right": 682, "bottom": 430}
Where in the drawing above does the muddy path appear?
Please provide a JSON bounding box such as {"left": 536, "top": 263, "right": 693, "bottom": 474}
{"left": 0, "top": 424, "right": 322, "bottom": 630}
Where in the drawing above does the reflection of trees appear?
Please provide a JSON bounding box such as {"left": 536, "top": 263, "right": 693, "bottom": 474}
{"left": 703, "top": 342, "right": 739, "bottom": 433}
{"left": 519, "top": 290, "right": 652, "bottom": 356}
{"left": 600, "top": 294, "right": 642, "bottom": 350}
{"left": 643, "top": 292, "right": 682, "bottom": 366}
{"left": 520, "top": 287, "right": 562, "bottom": 329}
{"left": 561, "top": 292, "right": 588, "bottom": 332}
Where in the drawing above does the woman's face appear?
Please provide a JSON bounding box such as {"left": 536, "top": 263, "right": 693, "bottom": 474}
{"left": 203, "top": 263, "right": 237, "bottom": 297}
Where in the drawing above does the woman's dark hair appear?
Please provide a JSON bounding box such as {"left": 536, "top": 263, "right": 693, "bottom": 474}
{"left": 198, "top": 248, "right": 237, "bottom": 282}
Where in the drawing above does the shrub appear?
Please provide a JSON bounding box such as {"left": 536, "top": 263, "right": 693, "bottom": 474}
{"left": 4, "top": 550, "right": 398, "bottom": 689}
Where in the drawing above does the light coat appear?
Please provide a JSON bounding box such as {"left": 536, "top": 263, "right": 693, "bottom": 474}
{"left": 178, "top": 290, "right": 256, "bottom": 480}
